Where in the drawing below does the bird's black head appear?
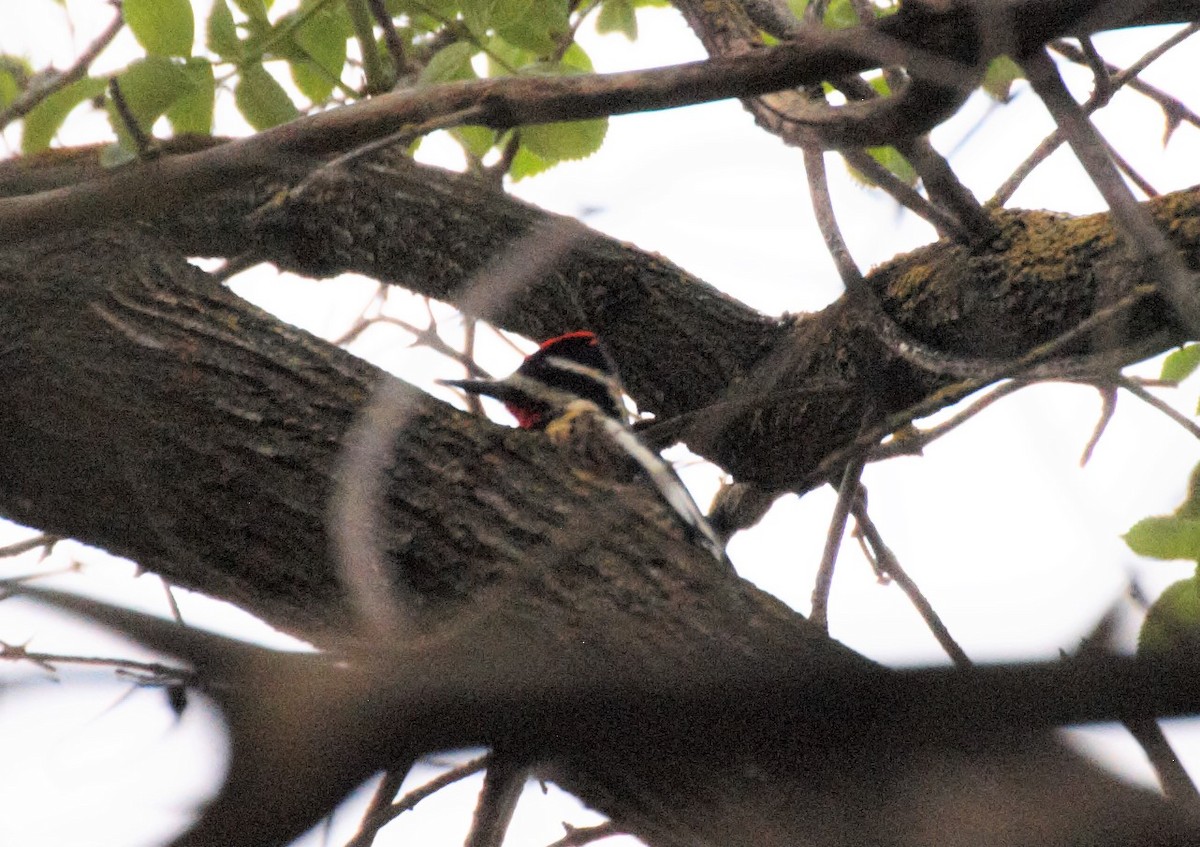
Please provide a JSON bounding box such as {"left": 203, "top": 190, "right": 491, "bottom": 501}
{"left": 516, "top": 331, "right": 623, "bottom": 418}
{"left": 441, "top": 331, "right": 625, "bottom": 430}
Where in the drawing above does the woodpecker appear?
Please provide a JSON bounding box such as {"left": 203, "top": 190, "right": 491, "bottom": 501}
{"left": 440, "top": 331, "right": 729, "bottom": 565}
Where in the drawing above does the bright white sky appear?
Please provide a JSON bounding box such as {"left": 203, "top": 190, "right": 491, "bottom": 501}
{"left": 3, "top": 3, "right": 1200, "bottom": 846}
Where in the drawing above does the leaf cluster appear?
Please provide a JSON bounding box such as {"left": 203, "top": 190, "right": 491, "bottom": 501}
{"left": 1125, "top": 345, "right": 1200, "bottom": 655}
{"left": 0, "top": 0, "right": 667, "bottom": 178}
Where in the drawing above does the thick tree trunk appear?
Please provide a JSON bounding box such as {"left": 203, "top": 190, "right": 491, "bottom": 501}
{"left": 0, "top": 149, "right": 1197, "bottom": 845}
{"left": 8, "top": 147, "right": 1186, "bottom": 492}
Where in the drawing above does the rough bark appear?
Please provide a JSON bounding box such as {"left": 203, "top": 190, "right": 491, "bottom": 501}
{"left": 1, "top": 149, "right": 1197, "bottom": 845}
{"left": 2, "top": 1, "right": 1200, "bottom": 839}
{"left": 32, "top": 147, "right": 1187, "bottom": 490}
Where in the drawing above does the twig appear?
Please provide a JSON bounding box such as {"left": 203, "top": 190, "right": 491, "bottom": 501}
{"left": 545, "top": 822, "right": 623, "bottom": 847}
{"left": 346, "top": 0, "right": 392, "bottom": 94}
{"left": 822, "top": 69, "right": 983, "bottom": 242}
{"left": 346, "top": 756, "right": 489, "bottom": 847}
{"left": 461, "top": 315, "right": 485, "bottom": 417}
{"left": 852, "top": 499, "right": 971, "bottom": 667}
{"left": 803, "top": 145, "right": 865, "bottom": 291}
{"left": 994, "top": 24, "right": 1200, "bottom": 204}
{"left": 1100, "top": 133, "right": 1158, "bottom": 198}
{"left": 1020, "top": 48, "right": 1200, "bottom": 340}
{"left": 465, "top": 751, "right": 528, "bottom": 847}
{"left": 1050, "top": 34, "right": 1200, "bottom": 144}
{"left": 366, "top": 0, "right": 411, "bottom": 79}
{"left": 1131, "top": 377, "right": 1181, "bottom": 388}
{"left": 107, "top": 77, "right": 152, "bottom": 157}
{"left": 0, "top": 533, "right": 57, "bottom": 559}
{"left": 379, "top": 313, "right": 493, "bottom": 376}
{"left": 327, "top": 284, "right": 387, "bottom": 347}
{"left": 810, "top": 454, "right": 866, "bottom": 632}
{"left": 283, "top": 104, "right": 490, "bottom": 200}
{"left": 0, "top": 640, "right": 191, "bottom": 681}
{"left": 1077, "top": 35, "right": 1112, "bottom": 103}
{"left": 484, "top": 132, "right": 522, "bottom": 186}
{"left": 1079, "top": 384, "right": 1118, "bottom": 466}
{"left": 1052, "top": 29, "right": 1200, "bottom": 116}
{"left": 896, "top": 136, "right": 994, "bottom": 242}
{"left": 1124, "top": 717, "right": 1200, "bottom": 806}
{"left": 0, "top": 10, "right": 124, "bottom": 130}
{"left": 870, "top": 379, "right": 1029, "bottom": 460}
{"left": 0, "top": 18, "right": 989, "bottom": 245}
{"left": 839, "top": 147, "right": 968, "bottom": 240}
{"left": 801, "top": 283, "right": 1163, "bottom": 490}
{"left": 351, "top": 766, "right": 411, "bottom": 847}
{"left": 1115, "top": 375, "right": 1200, "bottom": 440}
{"left": 161, "top": 578, "right": 184, "bottom": 625}
{"left": 209, "top": 253, "right": 261, "bottom": 284}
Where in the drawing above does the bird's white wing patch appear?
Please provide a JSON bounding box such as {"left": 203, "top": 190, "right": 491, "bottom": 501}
{"left": 596, "top": 416, "right": 729, "bottom": 567}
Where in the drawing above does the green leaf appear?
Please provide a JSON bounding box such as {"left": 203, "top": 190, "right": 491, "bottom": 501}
{"left": 462, "top": 0, "right": 531, "bottom": 36}
{"left": 1179, "top": 463, "right": 1200, "bottom": 518}
{"left": 125, "top": 0, "right": 195, "bottom": 57}
{"left": 486, "top": 36, "right": 534, "bottom": 76}
{"left": 509, "top": 143, "right": 552, "bottom": 180}
{"left": 106, "top": 56, "right": 196, "bottom": 148}
{"left": 0, "top": 68, "right": 18, "bottom": 110}
{"left": 0, "top": 55, "right": 31, "bottom": 109}
{"left": 1125, "top": 515, "right": 1200, "bottom": 561}
{"left": 21, "top": 76, "right": 107, "bottom": 153}
{"left": 786, "top": 0, "right": 868, "bottom": 26}
{"left": 492, "top": 0, "right": 535, "bottom": 28}
{"left": 497, "top": 0, "right": 568, "bottom": 53}
{"left": 99, "top": 140, "right": 137, "bottom": 168}
{"left": 823, "top": 0, "right": 859, "bottom": 27}
{"left": 234, "top": 62, "right": 299, "bottom": 129}
{"left": 982, "top": 55, "right": 1022, "bottom": 102}
{"left": 290, "top": 8, "right": 349, "bottom": 102}
{"left": 1163, "top": 344, "right": 1200, "bottom": 383}
{"left": 869, "top": 147, "right": 911, "bottom": 182}
{"left": 500, "top": 43, "right": 604, "bottom": 171}
{"left": 451, "top": 124, "right": 495, "bottom": 159}
{"left": 1139, "top": 575, "right": 1200, "bottom": 656}
{"left": 866, "top": 73, "right": 890, "bottom": 97}
{"left": 167, "top": 58, "right": 216, "bottom": 134}
{"left": 596, "top": 0, "right": 637, "bottom": 39}
{"left": 233, "top": 0, "right": 270, "bottom": 24}
{"left": 207, "top": 0, "right": 241, "bottom": 58}
{"left": 419, "top": 41, "right": 478, "bottom": 85}
{"left": 407, "top": 0, "right": 460, "bottom": 25}
{"left": 520, "top": 117, "right": 607, "bottom": 164}
{"left": 558, "top": 42, "right": 593, "bottom": 73}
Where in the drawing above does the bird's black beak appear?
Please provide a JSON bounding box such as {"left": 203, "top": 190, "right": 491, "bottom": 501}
{"left": 436, "top": 378, "right": 511, "bottom": 401}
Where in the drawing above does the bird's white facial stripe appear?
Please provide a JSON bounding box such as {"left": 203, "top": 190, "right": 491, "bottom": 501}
{"left": 499, "top": 372, "right": 580, "bottom": 408}
{"left": 542, "top": 355, "right": 629, "bottom": 423}
{"left": 542, "top": 355, "right": 619, "bottom": 387}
